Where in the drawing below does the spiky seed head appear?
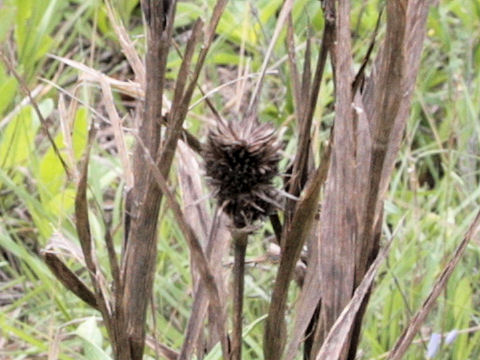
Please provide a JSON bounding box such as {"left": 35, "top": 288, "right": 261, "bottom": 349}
{"left": 204, "top": 120, "right": 282, "bottom": 228}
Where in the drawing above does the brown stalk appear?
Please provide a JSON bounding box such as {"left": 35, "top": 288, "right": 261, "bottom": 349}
{"left": 351, "top": 6, "right": 383, "bottom": 96}
{"left": 259, "top": 16, "right": 336, "bottom": 358}
{"left": 169, "top": 19, "right": 204, "bottom": 125}
{"left": 99, "top": 78, "right": 133, "bottom": 187}
{"left": 285, "top": 15, "right": 301, "bottom": 124}
{"left": 347, "top": 3, "right": 430, "bottom": 359}
{"left": 300, "top": 27, "right": 312, "bottom": 123}
{"left": 315, "top": 233, "right": 396, "bottom": 359}
{"left": 177, "top": 143, "right": 230, "bottom": 359}
{"left": 74, "top": 125, "right": 115, "bottom": 343}
{"left": 118, "top": 1, "right": 176, "bottom": 357}
{"left": 157, "top": 0, "right": 228, "bottom": 179}
{"left": 103, "top": 221, "right": 120, "bottom": 295}
{"left": 276, "top": 8, "right": 336, "bottom": 355}
{"left": 179, "top": 268, "right": 212, "bottom": 358}
{"left": 304, "top": 1, "right": 431, "bottom": 359}
{"left": 145, "top": 336, "right": 180, "bottom": 360}
{"left": 171, "top": 39, "right": 225, "bottom": 127}
{"left": 286, "top": 0, "right": 335, "bottom": 215}
{"left": 177, "top": 144, "right": 211, "bottom": 247}
{"left": 263, "top": 148, "right": 331, "bottom": 360}
{"left": 230, "top": 230, "right": 248, "bottom": 360}
{"left": 357, "top": 1, "right": 409, "bottom": 283}
{"left": 311, "top": 3, "right": 356, "bottom": 358}
{"left": 138, "top": 136, "right": 230, "bottom": 358}
{"left": 284, "top": 229, "right": 322, "bottom": 360}
{"left": 119, "top": 1, "right": 228, "bottom": 358}
{"left": 178, "top": 206, "right": 230, "bottom": 359}
{"left": 39, "top": 1, "right": 229, "bottom": 359}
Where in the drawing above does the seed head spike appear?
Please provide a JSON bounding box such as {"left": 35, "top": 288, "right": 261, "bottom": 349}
{"left": 203, "top": 117, "right": 283, "bottom": 228}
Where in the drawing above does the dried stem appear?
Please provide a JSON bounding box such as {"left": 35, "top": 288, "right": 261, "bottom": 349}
{"left": 306, "top": 1, "right": 431, "bottom": 359}
{"left": 138, "top": 134, "right": 230, "bottom": 358}
{"left": 118, "top": 1, "right": 228, "bottom": 358}
{"left": 230, "top": 230, "right": 248, "bottom": 360}
{"left": 263, "top": 156, "right": 330, "bottom": 360}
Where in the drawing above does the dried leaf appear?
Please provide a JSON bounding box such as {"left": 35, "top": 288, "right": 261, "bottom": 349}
{"left": 315, "top": 234, "right": 395, "bottom": 359}
{"left": 105, "top": 0, "right": 145, "bottom": 86}
{"left": 177, "top": 144, "right": 230, "bottom": 359}
{"left": 49, "top": 54, "right": 146, "bottom": 101}
{"left": 43, "top": 252, "right": 98, "bottom": 309}
{"left": 75, "top": 125, "right": 113, "bottom": 330}
{"left": 310, "top": 2, "right": 430, "bottom": 358}
{"left": 98, "top": 78, "right": 133, "bottom": 188}
{"left": 264, "top": 155, "right": 330, "bottom": 360}
{"left": 315, "top": 0, "right": 356, "bottom": 350}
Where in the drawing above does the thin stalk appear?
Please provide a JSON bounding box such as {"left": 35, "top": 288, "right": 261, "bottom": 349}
{"left": 230, "top": 230, "right": 248, "bottom": 360}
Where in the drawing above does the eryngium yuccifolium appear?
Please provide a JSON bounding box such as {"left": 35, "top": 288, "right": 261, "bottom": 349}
{"left": 204, "top": 120, "right": 282, "bottom": 228}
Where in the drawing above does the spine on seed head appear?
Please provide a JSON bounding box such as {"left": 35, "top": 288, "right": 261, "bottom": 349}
{"left": 203, "top": 119, "right": 282, "bottom": 228}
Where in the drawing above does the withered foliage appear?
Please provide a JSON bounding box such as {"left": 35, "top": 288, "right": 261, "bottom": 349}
{"left": 33, "top": 1, "right": 480, "bottom": 360}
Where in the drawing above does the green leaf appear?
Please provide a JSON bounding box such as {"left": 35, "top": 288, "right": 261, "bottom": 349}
{"left": 176, "top": 2, "right": 203, "bottom": 28}
{"left": 38, "top": 104, "right": 85, "bottom": 200}
{"left": 38, "top": 136, "right": 66, "bottom": 201}
{"left": 204, "top": 315, "right": 267, "bottom": 360}
{"left": 0, "top": 105, "right": 39, "bottom": 169}
{"left": 0, "top": 74, "right": 17, "bottom": 115}
{"left": 45, "top": 188, "right": 76, "bottom": 218}
{"left": 72, "top": 106, "right": 89, "bottom": 159}
{"left": 76, "top": 317, "right": 112, "bottom": 360}
{"left": 0, "top": 2, "right": 15, "bottom": 43}
{"left": 453, "top": 277, "right": 472, "bottom": 326}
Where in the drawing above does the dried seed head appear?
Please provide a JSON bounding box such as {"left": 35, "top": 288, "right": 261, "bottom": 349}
{"left": 204, "top": 120, "right": 282, "bottom": 228}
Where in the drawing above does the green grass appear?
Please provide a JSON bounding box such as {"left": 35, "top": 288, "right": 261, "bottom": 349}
{"left": 0, "top": 0, "right": 480, "bottom": 359}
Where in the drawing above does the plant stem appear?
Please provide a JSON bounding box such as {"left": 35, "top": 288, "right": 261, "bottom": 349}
{"left": 230, "top": 230, "right": 248, "bottom": 360}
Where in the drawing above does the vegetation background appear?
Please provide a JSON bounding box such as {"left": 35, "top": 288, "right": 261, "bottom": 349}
{"left": 0, "top": 0, "right": 479, "bottom": 359}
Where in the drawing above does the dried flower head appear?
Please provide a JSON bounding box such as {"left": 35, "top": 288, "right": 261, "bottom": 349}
{"left": 204, "top": 119, "right": 283, "bottom": 228}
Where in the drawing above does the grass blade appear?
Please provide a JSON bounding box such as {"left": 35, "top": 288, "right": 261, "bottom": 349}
{"left": 387, "top": 211, "right": 480, "bottom": 360}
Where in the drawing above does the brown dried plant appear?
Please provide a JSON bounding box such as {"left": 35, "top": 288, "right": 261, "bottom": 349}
{"left": 42, "top": 0, "right": 231, "bottom": 359}
{"left": 204, "top": 118, "right": 282, "bottom": 229}
{"left": 33, "top": 1, "right": 480, "bottom": 360}
{"left": 264, "top": 0, "right": 435, "bottom": 359}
